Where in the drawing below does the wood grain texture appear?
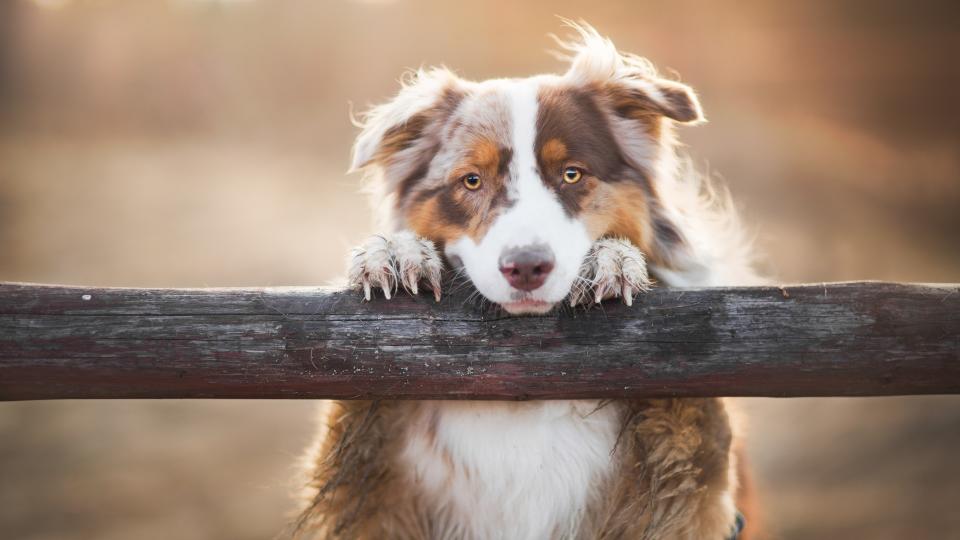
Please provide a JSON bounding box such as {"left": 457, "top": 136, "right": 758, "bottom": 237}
{"left": 0, "top": 281, "right": 957, "bottom": 401}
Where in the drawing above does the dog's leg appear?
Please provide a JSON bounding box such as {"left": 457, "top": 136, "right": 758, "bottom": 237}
{"left": 593, "top": 398, "right": 739, "bottom": 540}
{"left": 569, "top": 237, "right": 652, "bottom": 307}
{"left": 297, "top": 401, "right": 428, "bottom": 540}
{"left": 347, "top": 231, "right": 443, "bottom": 301}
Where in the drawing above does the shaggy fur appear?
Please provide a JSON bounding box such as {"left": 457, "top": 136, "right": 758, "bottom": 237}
{"left": 296, "top": 22, "right": 761, "bottom": 540}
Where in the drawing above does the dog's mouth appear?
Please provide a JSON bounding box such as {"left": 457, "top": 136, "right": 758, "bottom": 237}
{"left": 499, "top": 290, "right": 558, "bottom": 314}
{"left": 500, "top": 298, "right": 555, "bottom": 315}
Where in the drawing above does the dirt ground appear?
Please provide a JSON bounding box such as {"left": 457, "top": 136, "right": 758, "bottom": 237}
{"left": 1, "top": 1, "right": 958, "bottom": 539}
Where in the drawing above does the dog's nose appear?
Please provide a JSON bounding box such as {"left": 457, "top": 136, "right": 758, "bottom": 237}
{"left": 498, "top": 244, "right": 556, "bottom": 291}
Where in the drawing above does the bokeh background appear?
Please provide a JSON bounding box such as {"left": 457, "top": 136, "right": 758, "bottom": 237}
{"left": 1, "top": 1, "right": 958, "bottom": 539}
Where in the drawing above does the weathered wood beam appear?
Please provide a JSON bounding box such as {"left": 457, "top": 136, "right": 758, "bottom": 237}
{"left": 0, "top": 281, "right": 957, "bottom": 401}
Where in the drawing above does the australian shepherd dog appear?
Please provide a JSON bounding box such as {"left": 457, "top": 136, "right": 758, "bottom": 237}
{"left": 297, "top": 22, "right": 760, "bottom": 540}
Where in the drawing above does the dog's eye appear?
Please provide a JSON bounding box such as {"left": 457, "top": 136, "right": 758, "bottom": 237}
{"left": 562, "top": 167, "right": 583, "bottom": 184}
{"left": 462, "top": 173, "right": 482, "bottom": 190}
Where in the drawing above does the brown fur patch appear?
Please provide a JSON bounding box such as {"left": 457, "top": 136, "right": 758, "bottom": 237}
{"left": 296, "top": 401, "right": 428, "bottom": 539}
{"left": 659, "top": 84, "right": 700, "bottom": 123}
{"left": 367, "top": 84, "right": 471, "bottom": 243}
{"left": 586, "top": 183, "right": 653, "bottom": 253}
{"left": 536, "top": 85, "right": 630, "bottom": 182}
{"left": 372, "top": 86, "right": 466, "bottom": 173}
{"left": 404, "top": 138, "right": 513, "bottom": 245}
{"left": 608, "top": 85, "right": 662, "bottom": 121}
{"left": 604, "top": 81, "right": 701, "bottom": 125}
{"left": 535, "top": 85, "right": 636, "bottom": 219}
{"left": 389, "top": 88, "right": 516, "bottom": 249}
{"left": 535, "top": 83, "right": 692, "bottom": 268}
{"left": 587, "top": 398, "right": 737, "bottom": 539}
{"left": 604, "top": 84, "right": 664, "bottom": 139}
{"left": 540, "top": 137, "right": 569, "bottom": 165}
{"left": 406, "top": 194, "right": 473, "bottom": 244}
{"left": 377, "top": 113, "right": 432, "bottom": 163}
{"left": 471, "top": 138, "right": 501, "bottom": 171}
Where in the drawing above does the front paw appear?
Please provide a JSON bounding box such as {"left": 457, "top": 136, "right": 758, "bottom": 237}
{"left": 569, "top": 238, "right": 651, "bottom": 307}
{"left": 347, "top": 231, "right": 444, "bottom": 301}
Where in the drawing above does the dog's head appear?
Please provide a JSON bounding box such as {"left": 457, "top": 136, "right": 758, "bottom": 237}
{"left": 352, "top": 24, "right": 704, "bottom": 314}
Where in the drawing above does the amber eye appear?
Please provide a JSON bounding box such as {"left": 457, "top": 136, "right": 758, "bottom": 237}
{"left": 562, "top": 166, "right": 583, "bottom": 184}
{"left": 462, "top": 173, "right": 482, "bottom": 190}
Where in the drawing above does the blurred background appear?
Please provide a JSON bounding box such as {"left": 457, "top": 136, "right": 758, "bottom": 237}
{"left": 1, "top": 0, "right": 958, "bottom": 538}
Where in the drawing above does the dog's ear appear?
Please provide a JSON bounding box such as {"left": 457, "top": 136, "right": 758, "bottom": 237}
{"left": 351, "top": 68, "right": 467, "bottom": 172}
{"left": 556, "top": 21, "right": 704, "bottom": 124}
{"left": 606, "top": 77, "right": 704, "bottom": 124}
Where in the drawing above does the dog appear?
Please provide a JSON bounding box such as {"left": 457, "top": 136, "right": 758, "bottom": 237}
{"left": 296, "top": 22, "right": 760, "bottom": 540}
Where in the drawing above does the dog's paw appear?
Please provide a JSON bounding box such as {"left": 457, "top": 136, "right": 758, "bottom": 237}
{"left": 347, "top": 231, "right": 444, "bottom": 301}
{"left": 569, "top": 238, "right": 651, "bottom": 307}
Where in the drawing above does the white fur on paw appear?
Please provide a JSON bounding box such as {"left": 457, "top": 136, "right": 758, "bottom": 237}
{"left": 569, "top": 238, "right": 651, "bottom": 307}
{"left": 348, "top": 231, "right": 443, "bottom": 302}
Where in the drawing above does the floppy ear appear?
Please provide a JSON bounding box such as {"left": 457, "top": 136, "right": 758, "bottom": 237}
{"left": 555, "top": 21, "right": 704, "bottom": 124}
{"left": 608, "top": 77, "right": 705, "bottom": 124}
{"left": 350, "top": 68, "right": 466, "bottom": 172}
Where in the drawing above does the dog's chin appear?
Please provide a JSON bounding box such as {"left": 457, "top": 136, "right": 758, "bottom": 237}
{"left": 499, "top": 299, "right": 557, "bottom": 315}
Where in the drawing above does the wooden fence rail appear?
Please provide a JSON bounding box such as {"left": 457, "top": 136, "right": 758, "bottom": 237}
{"left": 0, "top": 281, "right": 957, "bottom": 401}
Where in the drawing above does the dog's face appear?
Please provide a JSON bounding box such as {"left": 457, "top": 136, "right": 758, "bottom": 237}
{"left": 352, "top": 27, "right": 703, "bottom": 314}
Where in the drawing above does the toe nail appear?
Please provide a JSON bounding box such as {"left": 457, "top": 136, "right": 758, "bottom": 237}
{"left": 408, "top": 270, "right": 419, "bottom": 295}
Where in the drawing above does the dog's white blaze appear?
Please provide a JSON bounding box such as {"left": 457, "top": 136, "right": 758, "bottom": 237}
{"left": 445, "top": 78, "right": 593, "bottom": 310}
{"left": 403, "top": 401, "right": 621, "bottom": 540}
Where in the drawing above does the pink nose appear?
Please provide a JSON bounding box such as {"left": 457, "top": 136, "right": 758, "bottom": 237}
{"left": 498, "top": 245, "right": 555, "bottom": 292}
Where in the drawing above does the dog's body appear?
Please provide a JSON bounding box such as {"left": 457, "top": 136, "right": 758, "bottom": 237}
{"left": 298, "top": 24, "right": 759, "bottom": 540}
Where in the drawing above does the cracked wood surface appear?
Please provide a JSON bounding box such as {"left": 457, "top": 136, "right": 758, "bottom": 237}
{"left": 0, "top": 281, "right": 957, "bottom": 400}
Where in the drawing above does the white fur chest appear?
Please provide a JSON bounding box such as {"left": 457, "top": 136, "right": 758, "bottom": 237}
{"left": 401, "top": 400, "right": 622, "bottom": 540}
